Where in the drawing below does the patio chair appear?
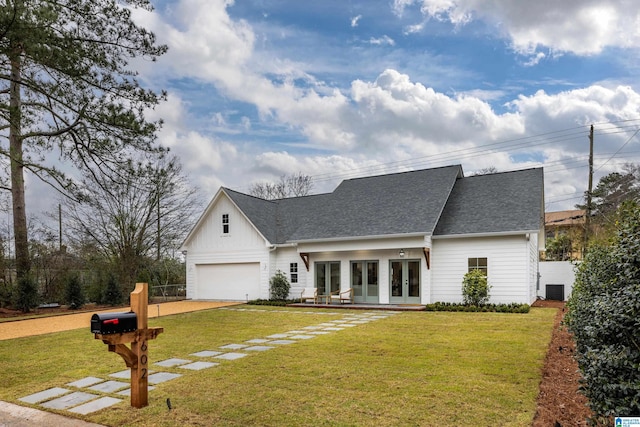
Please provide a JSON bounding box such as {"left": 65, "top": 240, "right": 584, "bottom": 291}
{"left": 329, "top": 288, "right": 354, "bottom": 304}
{"left": 300, "top": 287, "right": 318, "bottom": 304}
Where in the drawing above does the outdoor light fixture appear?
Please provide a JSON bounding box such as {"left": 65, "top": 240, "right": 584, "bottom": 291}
{"left": 399, "top": 249, "right": 405, "bottom": 257}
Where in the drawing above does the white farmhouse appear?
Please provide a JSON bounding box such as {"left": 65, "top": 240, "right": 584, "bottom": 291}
{"left": 180, "top": 165, "right": 545, "bottom": 305}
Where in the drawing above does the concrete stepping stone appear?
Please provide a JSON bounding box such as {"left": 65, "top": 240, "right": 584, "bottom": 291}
{"left": 110, "top": 370, "right": 131, "bottom": 379}
{"left": 302, "top": 326, "right": 324, "bottom": 330}
{"left": 117, "top": 386, "right": 155, "bottom": 396}
{"left": 88, "top": 380, "right": 128, "bottom": 393}
{"left": 286, "top": 330, "right": 307, "bottom": 334}
{"left": 68, "top": 396, "right": 122, "bottom": 415}
{"left": 67, "top": 377, "right": 104, "bottom": 388}
{"left": 179, "top": 361, "right": 219, "bottom": 370}
{"left": 220, "top": 343, "right": 248, "bottom": 350}
{"left": 266, "top": 333, "right": 290, "bottom": 339}
{"left": 244, "top": 345, "right": 275, "bottom": 352}
{"left": 41, "top": 392, "right": 97, "bottom": 410}
{"left": 268, "top": 339, "right": 296, "bottom": 345}
{"left": 289, "top": 335, "right": 315, "bottom": 340}
{"left": 336, "top": 324, "right": 357, "bottom": 327}
{"left": 191, "top": 350, "right": 223, "bottom": 357}
{"left": 214, "top": 352, "right": 248, "bottom": 360}
{"left": 147, "top": 372, "right": 182, "bottom": 385}
{"left": 245, "top": 338, "right": 270, "bottom": 344}
{"left": 155, "top": 358, "right": 192, "bottom": 367}
{"left": 19, "top": 387, "right": 69, "bottom": 404}
{"left": 308, "top": 331, "right": 331, "bottom": 335}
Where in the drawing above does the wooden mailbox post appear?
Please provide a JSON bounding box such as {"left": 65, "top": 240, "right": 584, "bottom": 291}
{"left": 93, "top": 283, "right": 163, "bottom": 408}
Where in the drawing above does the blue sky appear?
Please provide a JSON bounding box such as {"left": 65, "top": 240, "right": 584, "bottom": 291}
{"left": 23, "top": 0, "right": 640, "bottom": 218}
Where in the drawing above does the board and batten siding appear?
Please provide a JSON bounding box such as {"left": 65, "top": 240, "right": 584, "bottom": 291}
{"left": 184, "top": 192, "right": 271, "bottom": 300}
{"left": 431, "top": 235, "right": 533, "bottom": 304}
{"left": 272, "top": 247, "right": 309, "bottom": 299}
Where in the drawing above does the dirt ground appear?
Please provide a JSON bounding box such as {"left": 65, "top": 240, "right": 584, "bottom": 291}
{"left": 531, "top": 299, "right": 592, "bottom": 426}
{"left": 0, "top": 300, "right": 241, "bottom": 340}
{"left": 1, "top": 300, "right": 593, "bottom": 425}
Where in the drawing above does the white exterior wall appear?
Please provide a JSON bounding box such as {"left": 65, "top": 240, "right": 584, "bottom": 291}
{"left": 271, "top": 247, "right": 309, "bottom": 299}
{"left": 528, "top": 232, "right": 539, "bottom": 304}
{"left": 538, "top": 261, "right": 576, "bottom": 301}
{"left": 431, "top": 235, "right": 535, "bottom": 304}
{"left": 183, "top": 192, "right": 271, "bottom": 300}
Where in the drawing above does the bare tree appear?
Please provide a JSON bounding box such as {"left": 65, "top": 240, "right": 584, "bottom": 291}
{"left": 249, "top": 172, "right": 313, "bottom": 200}
{"left": 472, "top": 167, "right": 498, "bottom": 176}
{"left": 62, "top": 155, "right": 200, "bottom": 289}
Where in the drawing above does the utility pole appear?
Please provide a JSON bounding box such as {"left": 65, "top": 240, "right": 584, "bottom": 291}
{"left": 584, "top": 124, "right": 594, "bottom": 255}
{"left": 58, "top": 204, "right": 62, "bottom": 252}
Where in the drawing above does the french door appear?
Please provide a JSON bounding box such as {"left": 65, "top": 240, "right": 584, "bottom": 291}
{"left": 389, "top": 259, "right": 420, "bottom": 304}
{"left": 315, "top": 262, "right": 340, "bottom": 297}
{"left": 351, "top": 261, "right": 379, "bottom": 303}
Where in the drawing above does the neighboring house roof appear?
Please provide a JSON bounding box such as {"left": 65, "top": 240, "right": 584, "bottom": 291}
{"left": 545, "top": 209, "right": 585, "bottom": 227}
{"left": 433, "top": 168, "right": 544, "bottom": 236}
{"left": 189, "top": 165, "right": 544, "bottom": 247}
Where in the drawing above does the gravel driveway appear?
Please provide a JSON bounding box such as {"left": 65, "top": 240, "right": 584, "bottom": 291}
{"left": 0, "top": 301, "right": 241, "bottom": 341}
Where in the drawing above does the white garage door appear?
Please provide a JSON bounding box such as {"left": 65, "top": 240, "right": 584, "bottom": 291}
{"left": 196, "top": 263, "right": 260, "bottom": 301}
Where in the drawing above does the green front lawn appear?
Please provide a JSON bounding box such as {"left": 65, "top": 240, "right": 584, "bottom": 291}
{"left": 0, "top": 306, "right": 556, "bottom": 426}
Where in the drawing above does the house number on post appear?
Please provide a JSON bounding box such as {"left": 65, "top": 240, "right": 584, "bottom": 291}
{"left": 92, "top": 283, "right": 163, "bottom": 408}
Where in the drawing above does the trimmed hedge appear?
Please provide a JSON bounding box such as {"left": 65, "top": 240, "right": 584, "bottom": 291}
{"left": 248, "top": 299, "right": 296, "bottom": 306}
{"left": 424, "top": 302, "right": 530, "bottom": 313}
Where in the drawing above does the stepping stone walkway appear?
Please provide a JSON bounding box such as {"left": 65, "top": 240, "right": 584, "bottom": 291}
{"left": 18, "top": 308, "right": 397, "bottom": 416}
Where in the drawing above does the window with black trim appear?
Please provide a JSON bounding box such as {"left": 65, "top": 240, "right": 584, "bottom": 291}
{"left": 222, "top": 214, "right": 229, "bottom": 234}
{"left": 468, "top": 257, "right": 487, "bottom": 275}
{"left": 290, "top": 263, "right": 298, "bottom": 284}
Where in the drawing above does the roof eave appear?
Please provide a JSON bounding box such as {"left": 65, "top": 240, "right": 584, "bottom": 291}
{"left": 289, "top": 231, "right": 430, "bottom": 244}
{"left": 432, "top": 229, "right": 541, "bottom": 240}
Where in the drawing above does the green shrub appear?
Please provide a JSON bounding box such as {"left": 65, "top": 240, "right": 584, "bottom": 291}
{"left": 65, "top": 275, "right": 85, "bottom": 310}
{"left": 248, "top": 299, "right": 295, "bottom": 306}
{"left": 565, "top": 201, "right": 640, "bottom": 423}
{"left": 14, "top": 276, "right": 39, "bottom": 313}
{"left": 269, "top": 270, "right": 290, "bottom": 301}
{"left": 103, "top": 274, "right": 124, "bottom": 306}
{"left": 424, "top": 302, "right": 530, "bottom": 313}
{"left": 462, "top": 269, "right": 491, "bottom": 305}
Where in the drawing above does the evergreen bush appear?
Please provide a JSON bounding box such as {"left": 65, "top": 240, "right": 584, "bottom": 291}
{"left": 65, "top": 275, "right": 85, "bottom": 310}
{"left": 103, "top": 274, "right": 124, "bottom": 306}
{"left": 565, "top": 201, "right": 640, "bottom": 422}
{"left": 461, "top": 269, "right": 491, "bottom": 305}
{"left": 269, "top": 270, "right": 290, "bottom": 301}
{"left": 14, "top": 276, "right": 39, "bottom": 313}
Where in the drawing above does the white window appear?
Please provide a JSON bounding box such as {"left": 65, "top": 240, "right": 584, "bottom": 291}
{"left": 290, "top": 263, "right": 298, "bottom": 284}
{"left": 222, "top": 214, "right": 229, "bottom": 234}
{"left": 468, "top": 257, "right": 487, "bottom": 275}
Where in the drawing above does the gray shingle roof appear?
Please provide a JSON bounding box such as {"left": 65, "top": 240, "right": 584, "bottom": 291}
{"left": 287, "top": 165, "right": 462, "bottom": 241}
{"left": 433, "top": 168, "right": 544, "bottom": 236}
{"left": 223, "top": 165, "right": 544, "bottom": 244}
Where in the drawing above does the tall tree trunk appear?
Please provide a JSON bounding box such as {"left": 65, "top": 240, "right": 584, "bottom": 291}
{"left": 9, "top": 43, "right": 30, "bottom": 281}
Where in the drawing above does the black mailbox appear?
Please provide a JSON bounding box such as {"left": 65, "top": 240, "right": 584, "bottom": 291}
{"left": 91, "top": 312, "right": 138, "bottom": 334}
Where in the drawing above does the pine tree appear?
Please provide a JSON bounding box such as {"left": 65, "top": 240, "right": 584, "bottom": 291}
{"left": 0, "top": 0, "right": 167, "bottom": 287}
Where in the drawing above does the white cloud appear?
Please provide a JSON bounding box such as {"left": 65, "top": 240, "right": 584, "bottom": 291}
{"left": 351, "top": 15, "right": 362, "bottom": 27}
{"left": 135, "top": 0, "right": 640, "bottom": 214}
{"left": 369, "top": 35, "right": 396, "bottom": 46}
{"left": 397, "top": 0, "right": 640, "bottom": 56}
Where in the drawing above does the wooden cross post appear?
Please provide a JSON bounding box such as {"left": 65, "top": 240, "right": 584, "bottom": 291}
{"left": 94, "top": 283, "right": 163, "bottom": 408}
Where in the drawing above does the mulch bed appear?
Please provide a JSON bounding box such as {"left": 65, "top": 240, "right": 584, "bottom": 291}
{"left": 532, "top": 299, "right": 592, "bottom": 426}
